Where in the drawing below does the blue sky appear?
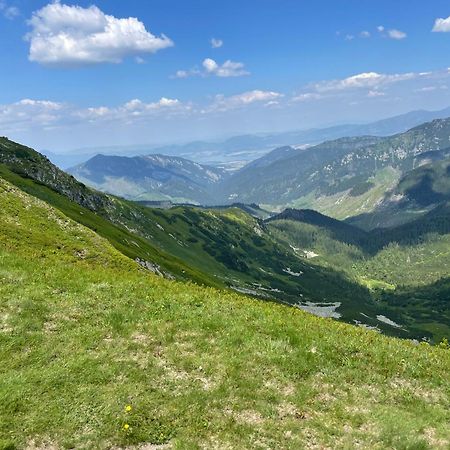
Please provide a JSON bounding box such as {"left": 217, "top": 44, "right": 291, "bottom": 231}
{"left": 1, "top": 0, "right": 450, "bottom": 151}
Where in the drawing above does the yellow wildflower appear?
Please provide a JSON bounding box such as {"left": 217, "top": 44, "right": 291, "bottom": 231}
{"left": 123, "top": 424, "right": 130, "bottom": 431}
{"left": 125, "top": 405, "right": 132, "bottom": 412}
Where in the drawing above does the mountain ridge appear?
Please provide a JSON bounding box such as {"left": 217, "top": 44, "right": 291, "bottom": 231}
{"left": 43, "top": 106, "right": 450, "bottom": 169}
{"left": 68, "top": 152, "right": 228, "bottom": 204}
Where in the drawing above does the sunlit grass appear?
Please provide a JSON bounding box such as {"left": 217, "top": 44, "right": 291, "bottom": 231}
{"left": 0, "top": 178, "right": 449, "bottom": 449}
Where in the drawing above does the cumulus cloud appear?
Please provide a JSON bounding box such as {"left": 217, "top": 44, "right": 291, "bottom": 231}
{"left": 312, "top": 71, "right": 417, "bottom": 92}
{"left": 2, "top": 90, "right": 290, "bottom": 131}
{"left": 360, "top": 31, "right": 371, "bottom": 38}
{"left": 289, "top": 69, "right": 450, "bottom": 104}
{"left": 26, "top": 1, "right": 173, "bottom": 67}
{"left": 173, "top": 70, "right": 189, "bottom": 79}
{"left": 377, "top": 25, "right": 407, "bottom": 39}
{"left": 0, "top": 96, "right": 190, "bottom": 132}
{"left": 387, "top": 29, "right": 407, "bottom": 40}
{"left": 210, "top": 38, "right": 223, "bottom": 48}
{"left": 433, "top": 16, "right": 450, "bottom": 32}
{"left": 292, "top": 93, "right": 323, "bottom": 102}
{"left": 174, "top": 58, "right": 249, "bottom": 78}
{"left": 202, "top": 58, "right": 248, "bottom": 77}
{"left": 0, "top": 1, "right": 19, "bottom": 19}
{"left": 209, "top": 90, "right": 282, "bottom": 112}
{"left": 0, "top": 99, "right": 65, "bottom": 131}
{"left": 77, "top": 97, "right": 189, "bottom": 121}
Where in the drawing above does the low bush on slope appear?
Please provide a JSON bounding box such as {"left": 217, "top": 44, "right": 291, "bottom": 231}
{"left": 0, "top": 177, "right": 449, "bottom": 449}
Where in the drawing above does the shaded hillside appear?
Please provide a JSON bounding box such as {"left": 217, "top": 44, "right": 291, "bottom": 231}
{"left": 267, "top": 208, "right": 368, "bottom": 246}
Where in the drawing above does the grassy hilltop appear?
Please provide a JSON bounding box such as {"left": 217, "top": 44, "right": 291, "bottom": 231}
{"left": 0, "top": 177, "right": 449, "bottom": 449}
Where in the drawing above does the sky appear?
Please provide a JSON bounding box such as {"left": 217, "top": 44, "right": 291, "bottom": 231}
{"left": 1, "top": 0, "right": 450, "bottom": 152}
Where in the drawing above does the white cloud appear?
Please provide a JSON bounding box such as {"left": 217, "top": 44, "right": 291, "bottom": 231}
{"left": 211, "top": 38, "right": 223, "bottom": 48}
{"left": 367, "top": 90, "right": 385, "bottom": 98}
{"left": 174, "top": 70, "right": 189, "bottom": 79}
{"left": 341, "top": 31, "right": 371, "bottom": 41}
{"left": 2, "top": 90, "right": 288, "bottom": 131}
{"left": 16, "top": 99, "right": 63, "bottom": 109}
{"left": 26, "top": 1, "right": 173, "bottom": 67}
{"left": 289, "top": 69, "right": 450, "bottom": 104}
{"left": 292, "top": 93, "right": 323, "bottom": 102}
{"left": 415, "top": 85, "right": 448, "bottom": 93}
{"left": 312, "top": 71, "right": 417, "bottom": 92}
{"left": 0, "top": 96, "right": 190, "bottom": 132}
{"left": 202, "top": 58, "right": 249, "bottom": 77}
{"left": 377, "top": 25, "right": 407, "bottom": 39}
{"left": 174, "top": 58, "right": 249, "bottom": 78}
{"left": 433, "top": 16, "right": 450, "bottom": 32}
{"left": 0, "top": 1, "right": 19, "bottom": 19}
{"left": 209, "top": 90, "right": 282, "bottom": 112}
{"left": 0, "top": 99, "right": 65, "bottom": 130}
{"left": 124, "top": 97, "right": 181, "bottom": 111}
{"left": 78, "top": 97, "right": 188, "bottom": 121}
{"left": 387, "top": 29, "right": 407, "bottom": 40}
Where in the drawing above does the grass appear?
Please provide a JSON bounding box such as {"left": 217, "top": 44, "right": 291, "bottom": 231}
{"left": 359, "top": 277, "right": 396, "bottom": 291}
{"left": 1, "top": 172, "right": 450, "bottom": 449}
{"left": 1, "top": 141, "right": 447, "bottom": 341}
{"left": 0, "top": 163, "right": 388, "bottom": 338}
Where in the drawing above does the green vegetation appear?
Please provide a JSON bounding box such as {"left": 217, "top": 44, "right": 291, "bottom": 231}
{"left": 268, "top": 209, "right": 450, "bottom": 341}
{"left": 1, "top": 137, "right": 450, "bottom": 342}
{"left": 1, "top": 177, "right": 449, "bottom": 449}
{"left": 289, "top": 167, "right": 401, "bottom": 220}
{"left": 0, "top": 139, "right": 389, "bottom": 337}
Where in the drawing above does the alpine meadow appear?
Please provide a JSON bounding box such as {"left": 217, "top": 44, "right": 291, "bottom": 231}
{"left": 1, "top": 1, "right": 450, "bottom": 449}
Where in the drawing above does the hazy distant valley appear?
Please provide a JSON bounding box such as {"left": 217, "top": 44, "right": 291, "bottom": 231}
{"left": 66, "top": 112, "right": 450, "bottom": 228}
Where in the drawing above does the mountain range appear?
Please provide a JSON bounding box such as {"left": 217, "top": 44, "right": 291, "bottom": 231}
{"left": 45, "top": 105, "right": 450, "bottom": 170}
{"left": 2, "top": 135, "right": 450, "bottom": 343}
{"left": 68, "top": 116, "right": 450, "bottom": 227}
{"left": 69, "top": 153, "right": 228, "bottom": 204}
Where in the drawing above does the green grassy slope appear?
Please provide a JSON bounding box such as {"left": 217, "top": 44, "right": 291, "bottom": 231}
{"left": 0, "top": 164, "right": 218, "bottom": 288}
{"left": 0, "top": 177, "right": 449, "bottom": 449}
{"left": 1, "top": 137, "right": 448, "bottom": 340}
{"left": 0, "top": 139, "right": 387, "bottom": 333}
